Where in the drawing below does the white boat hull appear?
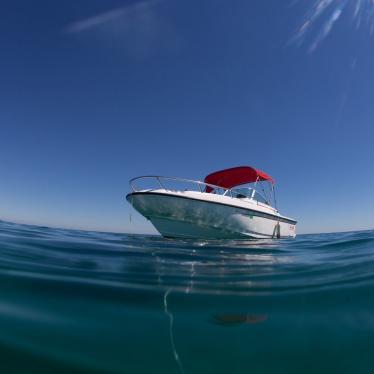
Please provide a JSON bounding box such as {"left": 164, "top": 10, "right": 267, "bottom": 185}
{"left": 127, "top": 190, "right": 296, "bottom": 239}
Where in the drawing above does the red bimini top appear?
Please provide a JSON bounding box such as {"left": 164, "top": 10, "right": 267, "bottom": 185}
{"left": 204, "top": 166, "right": 274, "bottom": 193}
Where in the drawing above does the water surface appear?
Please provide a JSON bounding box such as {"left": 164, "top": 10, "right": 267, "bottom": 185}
{"left": 0, "top": 220, "right": 373, "bottom": 373}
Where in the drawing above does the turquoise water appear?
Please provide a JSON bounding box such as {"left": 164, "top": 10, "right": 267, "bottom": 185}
{"left": 0, "top": 220, "right": 374, "bottom": 373}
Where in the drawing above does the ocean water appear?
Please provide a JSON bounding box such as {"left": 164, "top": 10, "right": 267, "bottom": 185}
{"left": 0, "top": 220, "right": 374, "bottom": 373}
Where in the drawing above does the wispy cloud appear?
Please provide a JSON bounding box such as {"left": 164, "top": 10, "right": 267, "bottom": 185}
{"left": 64, "top": 0, "right": 178, "bottom": 59}
{"left": 65, "top": 0, "right": 163, "bottom": 34}
{"left": 292, "top": 0, "right": 374, "bottom": 53}
{"left": 309, "top": 7, "right": 343, "bottom": 52}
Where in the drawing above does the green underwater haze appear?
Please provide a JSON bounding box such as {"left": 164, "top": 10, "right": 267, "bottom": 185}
{"left": 1, "top": 220, "right": 374, "bottom": 373}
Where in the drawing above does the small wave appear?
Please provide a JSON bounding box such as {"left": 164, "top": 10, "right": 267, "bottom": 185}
{"left": 0, "top": 221, "right": 374, "bottom": 296}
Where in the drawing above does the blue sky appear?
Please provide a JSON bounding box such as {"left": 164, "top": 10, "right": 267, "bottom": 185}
{"left": 1, "top": 0, "right": 374, "bottom": 234}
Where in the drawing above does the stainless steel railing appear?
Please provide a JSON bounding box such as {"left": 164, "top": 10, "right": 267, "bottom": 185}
{"left": 129, "top": 175, "right": 233, "bottom": 196}
{"left": 129, "top": 175, "right": 271, "bottom": 205}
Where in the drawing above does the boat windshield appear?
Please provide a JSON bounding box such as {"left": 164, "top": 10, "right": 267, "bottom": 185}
{"left": 231, "top": 187, "right": 270, "bottom": 205}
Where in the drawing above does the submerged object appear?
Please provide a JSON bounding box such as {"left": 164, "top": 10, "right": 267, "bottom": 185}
{"left": 212, "top": 314, "right": 268, "bottom": 326}
{"left": 126, "top": 166, "right": 297, "bottom": 239}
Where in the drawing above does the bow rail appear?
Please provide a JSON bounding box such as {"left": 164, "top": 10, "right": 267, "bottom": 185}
{"left": 129, "top": 175, "right": 272, "bottom": 206}
{"left": 129, "top": 175, "right": 231, "bottom": 194}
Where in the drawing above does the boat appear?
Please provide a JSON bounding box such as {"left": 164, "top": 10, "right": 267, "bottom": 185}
{"left": 126, "top": 166, "right": 297, "bottom": 239}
